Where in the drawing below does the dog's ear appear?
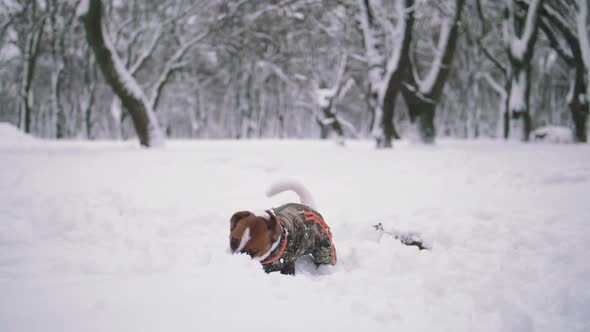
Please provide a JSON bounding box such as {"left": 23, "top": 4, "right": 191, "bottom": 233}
{"left": 230, "top": 211, "right": 253, "bottom": 231}
{"left": 265, "top": 210, "right": 282, "bottom": 242}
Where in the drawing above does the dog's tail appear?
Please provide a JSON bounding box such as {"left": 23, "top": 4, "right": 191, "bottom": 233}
{"left": 266, "top": 179, "right": 317, "bottom": 209}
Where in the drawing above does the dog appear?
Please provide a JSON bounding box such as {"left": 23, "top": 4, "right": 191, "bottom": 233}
{"left": 229, "top": 180, "right": 337, "bottom": 275}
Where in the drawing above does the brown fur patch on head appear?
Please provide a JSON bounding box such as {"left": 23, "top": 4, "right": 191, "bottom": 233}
{"left": 229, "top": 211, "right": 281, "bottom": 258}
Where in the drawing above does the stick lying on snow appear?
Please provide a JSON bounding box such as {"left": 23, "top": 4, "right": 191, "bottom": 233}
{"left": 373, "top": 222, "right": 431, "bottom": 250}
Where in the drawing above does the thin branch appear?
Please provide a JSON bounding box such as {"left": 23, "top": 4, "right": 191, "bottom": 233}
{"left": 506, "top": 0, "right": 543, "bottom": 60}
{"left": 129, "top": 26, "right": 163, "bottom": 75}
{"left": 256, "top": 60, "right": 295, "bottom": 86}
{"left": 478, "top": 72, "right": 507, "bottom": 100}
{"left": 149, "top": 32, "right": 208, "bottom": 110}
{"left": 539, "top": 17, "right": 574, "bottom": 65}
{"left": 476, "top": 0, "right": 507, "bottom": 75}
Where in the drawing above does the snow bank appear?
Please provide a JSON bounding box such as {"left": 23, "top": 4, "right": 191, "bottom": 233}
{"left": 0, "top": 122, "right": 37, "bottom": 145}
{"left": 531, "top": 126, "right": 574, "bottom": 143}
{"left": 1, "top": 140, "right": 589, "bottom": 332}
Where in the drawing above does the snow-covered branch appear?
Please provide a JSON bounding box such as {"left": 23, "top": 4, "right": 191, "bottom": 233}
{"left": 479, "top": 72, "right": 507, "bottom": 101}
{"left": 129, "top": 26, "right": 163, "bottom": 75}
{"left": 416, "top": 17, "right": 451, "bottom": 94}
{"left": 539, "top": 19, "right": 574, "bottom": 65}
{"left": 256, "top": 61, "right": 295, "bottom": 86}
{"left": 505, "top": 0, "right": 543, "bottom": 60}
{"left": 337, "top": 78, "right": 355, "bottom": 101}
{"left": 332, "top": 53, "right": 349, "bottom": 98}
{"left": 149, "top": 32, "right": 207, "bottom": 111}
{"left": 337, "top": 114, "right": 361, "bottom": 138}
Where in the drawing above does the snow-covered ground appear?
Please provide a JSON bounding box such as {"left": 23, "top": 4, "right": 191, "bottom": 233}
{"left": 1, "top": 135, "right": 589, "bottom": 332}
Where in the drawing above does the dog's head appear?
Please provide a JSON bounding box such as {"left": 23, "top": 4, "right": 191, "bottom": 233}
{"left": 229, "top": 211, "right": 282, "bottom": 258}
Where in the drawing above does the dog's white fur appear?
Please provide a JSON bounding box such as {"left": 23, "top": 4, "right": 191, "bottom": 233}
{"left": 235, "top": 227, "right": 251, "bottom": 253}
{"left": 266, "top": 179, "right": 317, "bottom": 209}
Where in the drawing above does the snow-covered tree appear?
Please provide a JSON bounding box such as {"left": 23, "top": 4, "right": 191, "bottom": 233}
{"left": 502, "top": 0, "right": 544, "bottom": 141}
{"left": 5, "top": 1, "right": 47, "bottom": 134}
{"left": 529, "top": 0, "right": 588, "bottom": 142}
{"left": 313, "top": 54, "right": 359, "bottom": 141}
{"left": 80, "top": 0, "right": 165, "bottom": 147}
{"left": 357, "top": 0, "right": 411, "bottom": 148}
{"left": 0, "top": 0, "right": 585, "bottom": 144}
{"left": 401, "top": 0, "right": 466, "bottom": 143}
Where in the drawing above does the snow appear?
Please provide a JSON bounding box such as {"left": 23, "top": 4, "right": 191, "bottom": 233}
{"left": 0, "top": 122, "right": 37, "bottom": 145}
{"left": 531, "top": 126, "right": 575, "bottom": 143}
{"left": 1, "top": 139, "right": 589, "bottom": 332}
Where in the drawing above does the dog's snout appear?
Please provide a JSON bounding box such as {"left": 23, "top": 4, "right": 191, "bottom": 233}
{"left": 230, "top": 237, "right": 239, "bottom": 251}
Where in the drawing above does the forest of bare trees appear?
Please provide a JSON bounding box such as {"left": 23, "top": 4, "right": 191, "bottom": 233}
{"left": 0, "top": 0, "right": 588, "bottom": 147}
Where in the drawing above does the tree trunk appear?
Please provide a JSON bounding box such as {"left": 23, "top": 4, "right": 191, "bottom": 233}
{"left": 48, "top": 0, "right": 73, "bottom": 139}
{"left": 503, "top": 110, "right": 510, "bottom": 139}
{"left": 571, "top": 103, "right": 588, "bottom": 143}
{"left": 378, "top": 0, "right": 414, "bottom": 148}
{"left": 573, "top": 1, "right": 590, "bottom": 142}
{"left": 82, "top": 49, "right": 97, "bottom": 140}
{"left": 52, "top": 65, "right": 65, "bottom": 138}
{"left": 380, "top": 74, "right": 403, "bottom": 147}
{"left": 81, "top": 0, "right": 164, "bottom": 147}
{"left": 239, "top": 64, "right": 256, "bottom": 139}
{"left": 277, "top": 81, "right": 286, "bottom": 138}
{"left": 357, "top": 0, "right": 386, "bottom": 146}
{"left": 506, "top": 62, "right": 533, "bottom": 141}
{"left": 317, "top": 97, "right": 344, "bottom": 140}
{"left": 569, "top": 69, "right": 588, "bottom": 142}
{"left": 19, "top": 15, "right": 45, "bottom": 134}
{"left": 402, "top": 88, "right": 437, "bottom": 143}
{"left": 83, "top": 81, "right": 97, "bottom": 140}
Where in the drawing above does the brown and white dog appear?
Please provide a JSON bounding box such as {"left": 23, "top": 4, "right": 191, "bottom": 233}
{"left": 229, "top": 180, "right": 337, "bottom": 275}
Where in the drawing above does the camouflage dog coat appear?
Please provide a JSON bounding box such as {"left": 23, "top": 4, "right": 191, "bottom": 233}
{"left": 261, "top": 203, "right": 337, "bottom": 275}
